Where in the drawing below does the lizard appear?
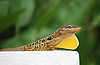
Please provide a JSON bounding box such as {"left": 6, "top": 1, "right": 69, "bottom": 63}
{"left": 0, "top": 24, "right": 81, "bottom": 51}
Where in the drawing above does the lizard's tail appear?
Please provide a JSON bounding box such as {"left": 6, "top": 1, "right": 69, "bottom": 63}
{"left": 0, "top": 46, "right": 25, "bottom": 51}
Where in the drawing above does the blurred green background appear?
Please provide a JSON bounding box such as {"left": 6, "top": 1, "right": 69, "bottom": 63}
{"left": 0, "top": 0, "right": 100, "bottom": 65}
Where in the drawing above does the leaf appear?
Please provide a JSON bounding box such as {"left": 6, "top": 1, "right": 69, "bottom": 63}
{"left": 10, "top": 0, "right": 35, "bottom": 35}
{"left": 0, "top": 9, "right": 24, "bottom": 33}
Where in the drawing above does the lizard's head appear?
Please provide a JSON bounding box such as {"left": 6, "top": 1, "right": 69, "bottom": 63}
{"left": 55, "top": 24, "right": 81, "bottom": 50}
{"left": 59, "top": 24, "right": 81, "bottom": 35}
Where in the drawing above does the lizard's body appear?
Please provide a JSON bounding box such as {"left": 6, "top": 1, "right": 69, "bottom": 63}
{"left": 0, "top": 25, "right": 81, "bottom": 51}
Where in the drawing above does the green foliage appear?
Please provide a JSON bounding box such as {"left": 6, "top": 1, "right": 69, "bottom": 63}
{"left": 11, "top": 0, "right": 35, "bottom": 35}
{"left": 57, "top": 0, "right": 96, "bottom": 25}
{"left": 0, "top": 0, "right": 100, "bottom": 65}
{"left": 0, "top": 1, "right": 9, "bottom": 16}
{"left": 0, "top": 9, "right": 24, "bottom": 33}
{"left": 35, "top": 6, "right": 57, "bottom": 31}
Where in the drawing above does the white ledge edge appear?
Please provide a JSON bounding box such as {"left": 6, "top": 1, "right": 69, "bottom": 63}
{"left": 0, "top": 51, "right": 79, "bottom": 65}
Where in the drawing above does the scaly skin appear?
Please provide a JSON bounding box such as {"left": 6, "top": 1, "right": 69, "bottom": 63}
{"left": 0, "top": 25, "right": 81, "bottom": 51}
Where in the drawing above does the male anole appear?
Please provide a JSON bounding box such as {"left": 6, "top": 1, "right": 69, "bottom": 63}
{"left": 0, "top": 25, "right": 81, "bottom": 51}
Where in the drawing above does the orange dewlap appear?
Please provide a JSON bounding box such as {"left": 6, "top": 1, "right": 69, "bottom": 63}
{"left": 55, "top": 34, "right": 79, "bottom": 50}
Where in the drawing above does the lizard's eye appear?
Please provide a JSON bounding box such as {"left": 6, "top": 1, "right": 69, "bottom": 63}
{"left": 66, "top": 25, "right": 72, "bottom": 29}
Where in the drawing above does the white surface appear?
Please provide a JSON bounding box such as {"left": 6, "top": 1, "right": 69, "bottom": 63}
{"left": 0, "top": 51, "right": 79, "bottom": 65}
